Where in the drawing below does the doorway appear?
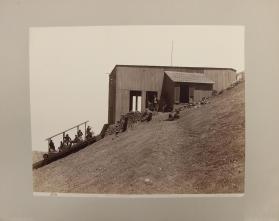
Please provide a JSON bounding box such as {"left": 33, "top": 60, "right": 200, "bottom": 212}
{"left": 146, "top": 91, "right": 158, "bottom": 110}
{"left": 180, "top": 84, "right": 189, "bottom": 103}
{"left": 129, "top": 90, "right": 142, "bottom": 112}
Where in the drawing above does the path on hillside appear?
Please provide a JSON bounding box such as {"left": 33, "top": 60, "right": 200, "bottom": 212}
{"left": 33, "top": 82, "right": 244, "bottom": 194}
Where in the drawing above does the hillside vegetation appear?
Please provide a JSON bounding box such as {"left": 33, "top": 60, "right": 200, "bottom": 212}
{"left": 33, "top": 82, "right": 245, "bottom": 194}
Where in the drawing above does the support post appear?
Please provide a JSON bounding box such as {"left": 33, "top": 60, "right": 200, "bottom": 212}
{"left": 84, "top": 122, "right": 87, "bottom": 138}
{"left": 63, "top": 132, "right": 65, "bottom": 143}
{"left": 141, "top": 90, "right": 146, "bottom": 112}
{"left": 47, "top": 139, "right": 50, "bottom": 151}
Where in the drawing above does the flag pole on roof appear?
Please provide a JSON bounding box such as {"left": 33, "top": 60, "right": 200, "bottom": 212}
{"left": 171, "top": 40, "right": 174, "bottom": 66}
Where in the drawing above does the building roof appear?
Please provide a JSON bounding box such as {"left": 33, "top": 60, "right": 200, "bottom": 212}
{"left": 165, "top": 71, "right": 215, "bottom": 84}
{"left": 111, "top": 64, "right": 236, "bottom": 73}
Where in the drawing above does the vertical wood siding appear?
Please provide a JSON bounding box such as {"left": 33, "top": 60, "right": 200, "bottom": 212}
{"left": 204, "top": 69, "right": 236, "bottom": 92}
{"left": 174, "top": 86, "right": 180, "bottom": 103}
{"left": 161, "top": 74, "right": 174, "bottom": 108}
{"left": 141, "top": 91, "right": 146, "bottom": 112}
{"left": 109, "top": 66, "right": 237, "bottom": 123}
{"left": 108, "top": 69, "right": 116, "bottom": 123}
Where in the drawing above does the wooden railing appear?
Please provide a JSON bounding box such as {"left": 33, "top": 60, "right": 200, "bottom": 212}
{"left": 45, "top": 121, "right": 89, "bottom": 147}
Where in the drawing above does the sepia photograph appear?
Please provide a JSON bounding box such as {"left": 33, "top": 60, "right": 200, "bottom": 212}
{"left": 30, "top": 25, "right": 245, "bottom": 194}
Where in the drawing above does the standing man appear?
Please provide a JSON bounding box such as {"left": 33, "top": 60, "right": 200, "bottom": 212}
{"left": 153, "top": 95, "right": 159, "bottom": 112}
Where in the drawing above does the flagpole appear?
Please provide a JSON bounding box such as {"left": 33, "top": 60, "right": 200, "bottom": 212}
{"left": 171, "top": 40, "right": 174, "bottom": 66}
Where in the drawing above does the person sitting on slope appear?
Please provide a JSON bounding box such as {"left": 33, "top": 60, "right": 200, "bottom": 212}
{"left": 48, "top": 139, "right": 56, "bottom": 152}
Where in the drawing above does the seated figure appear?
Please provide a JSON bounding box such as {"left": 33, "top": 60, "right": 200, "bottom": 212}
{"left": 48, "top": 139, "right": 56, "bottom": 152}
{"left": 64, "top": 134, "right": 71, "bottom": 146}
{"left": 86, "top": 126, "right": 94, "bottom": 139}
{"left": 77, "top": 129, "right": 83, "bottom": 140}
{"left": 72, "top": 135, "right": 80, "bottom": 144}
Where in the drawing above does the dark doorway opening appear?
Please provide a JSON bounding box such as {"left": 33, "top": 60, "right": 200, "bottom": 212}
{"left": 180, "top": 84, "right": 189, "bottom": 103}
{"left": 129, "top": 90, "right": 142, "bottom": 112}
{"left": 146, "top": 91, "right": 158, "bottom": 110}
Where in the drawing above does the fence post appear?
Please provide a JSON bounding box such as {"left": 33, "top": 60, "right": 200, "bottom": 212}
{"left": 84, "top": 122, "right": 87, "bottom": 138}
{"left": 47, "top": 139, "right": 50, "bottom": 151}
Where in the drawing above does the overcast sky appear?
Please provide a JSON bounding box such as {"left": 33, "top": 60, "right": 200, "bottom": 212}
{"left": 30, "top": 25, "right": 244, "bottom": 151}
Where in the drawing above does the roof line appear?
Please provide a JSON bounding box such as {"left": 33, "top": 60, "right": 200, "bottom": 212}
{"left": 164, "top": 71, "right": 215, "bottom": 84}
{"left": 111, "top": 64, "right": 236, "bottom": 72}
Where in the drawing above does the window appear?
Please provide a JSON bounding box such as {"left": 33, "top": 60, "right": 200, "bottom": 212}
{"left": 129, "top": 91, "right": 142, "bottom": 112}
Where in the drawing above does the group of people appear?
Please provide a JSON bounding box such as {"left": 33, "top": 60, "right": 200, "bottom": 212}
{"left": 48, "top": 126, "right": 94, "bottom": 153}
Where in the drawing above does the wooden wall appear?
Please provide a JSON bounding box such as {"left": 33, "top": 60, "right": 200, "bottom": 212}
{"left": 108, "top": 66, "right": 237, "bottom": 123}
{"left": 162, "top": 81, "right": 213, "bottom": 108}
{"left": 161, "top": 74, "right": 175, "bottom": 109}
{"left": 114, "top": 66, "right": 165, "bottom": 121}
{"left": 204, "top": 69, "right": 236, "bottom": 92}
{"left": 116, "top": 66, "right": 164, "bottom": 91}
{"left": 108, "top": 69, "right": 116, "bottom": 124}
{"left": 193, "top": 84, "right": 213, "bottom": 102}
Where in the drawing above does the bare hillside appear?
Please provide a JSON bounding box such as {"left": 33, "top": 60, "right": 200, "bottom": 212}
{"left": 32, "top": 151, "right": 44, "bottom": 164}
{"left": 33, "top": 82, "right": 245, "bottom": 194}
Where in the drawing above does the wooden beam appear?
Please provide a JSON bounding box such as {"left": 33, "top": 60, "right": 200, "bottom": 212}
{"left": 46, "top": 121, "right": 89, "bottom": 141}
{"left": 84, "top": 122, "right": 87, "bottom": 137}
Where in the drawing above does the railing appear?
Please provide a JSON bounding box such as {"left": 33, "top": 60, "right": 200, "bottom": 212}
{"left": 32, "top": 121, "right": 113, "bottom": 169}
{"left": 45, "top": 121, "right": 89, "bottom": 148}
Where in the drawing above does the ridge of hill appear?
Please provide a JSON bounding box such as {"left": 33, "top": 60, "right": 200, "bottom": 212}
{"left": 33, "top": 82, "right": 245, "bottom": 194}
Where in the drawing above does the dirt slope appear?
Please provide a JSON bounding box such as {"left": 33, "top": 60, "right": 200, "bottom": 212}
{"left": 33, "top": 82, "right": 245, "bottom": 194}
{"left": 32, "top": 151, "right": 44, "bottom": 164}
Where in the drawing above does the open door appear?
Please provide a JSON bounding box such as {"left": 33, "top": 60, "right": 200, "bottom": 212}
{"left": 146, "top": 91, "right": 158, "bottom": 110}
{"left": 180, "top": 84, "right": 189, "bottom": 103}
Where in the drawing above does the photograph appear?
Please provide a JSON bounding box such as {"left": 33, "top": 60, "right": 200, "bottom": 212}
{"left": 30, "top": 25, "right": 245, "bottom": 194}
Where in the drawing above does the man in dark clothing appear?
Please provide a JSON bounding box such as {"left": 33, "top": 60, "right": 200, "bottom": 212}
{"left": 153, "top": 95, "right": 159, "bottom": 112}
{"left": 48, "top": 139, "right": 55, "bottom": 152}
{"left": 64, "top": 134, "right": 71, "bottom": 146}
{"left": 58, "top": 141, "right": 65, "bottom": 152}
{"left": 77, "top": 129, "right": 83, "bottom": 140}
{"left": 72, "top": 135, "right": 80, "bottom": 144}
{"left": 86, "top": 126, "right": 93, "bottom": 139}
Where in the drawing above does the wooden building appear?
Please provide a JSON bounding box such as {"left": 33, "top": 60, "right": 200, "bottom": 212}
{"left": 108, "top": 65, "right": 236, "bottom": 123}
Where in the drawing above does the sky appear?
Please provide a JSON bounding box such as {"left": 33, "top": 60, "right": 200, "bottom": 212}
{"left": 30, "top": 25, "right": 244, "bottom": 151}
